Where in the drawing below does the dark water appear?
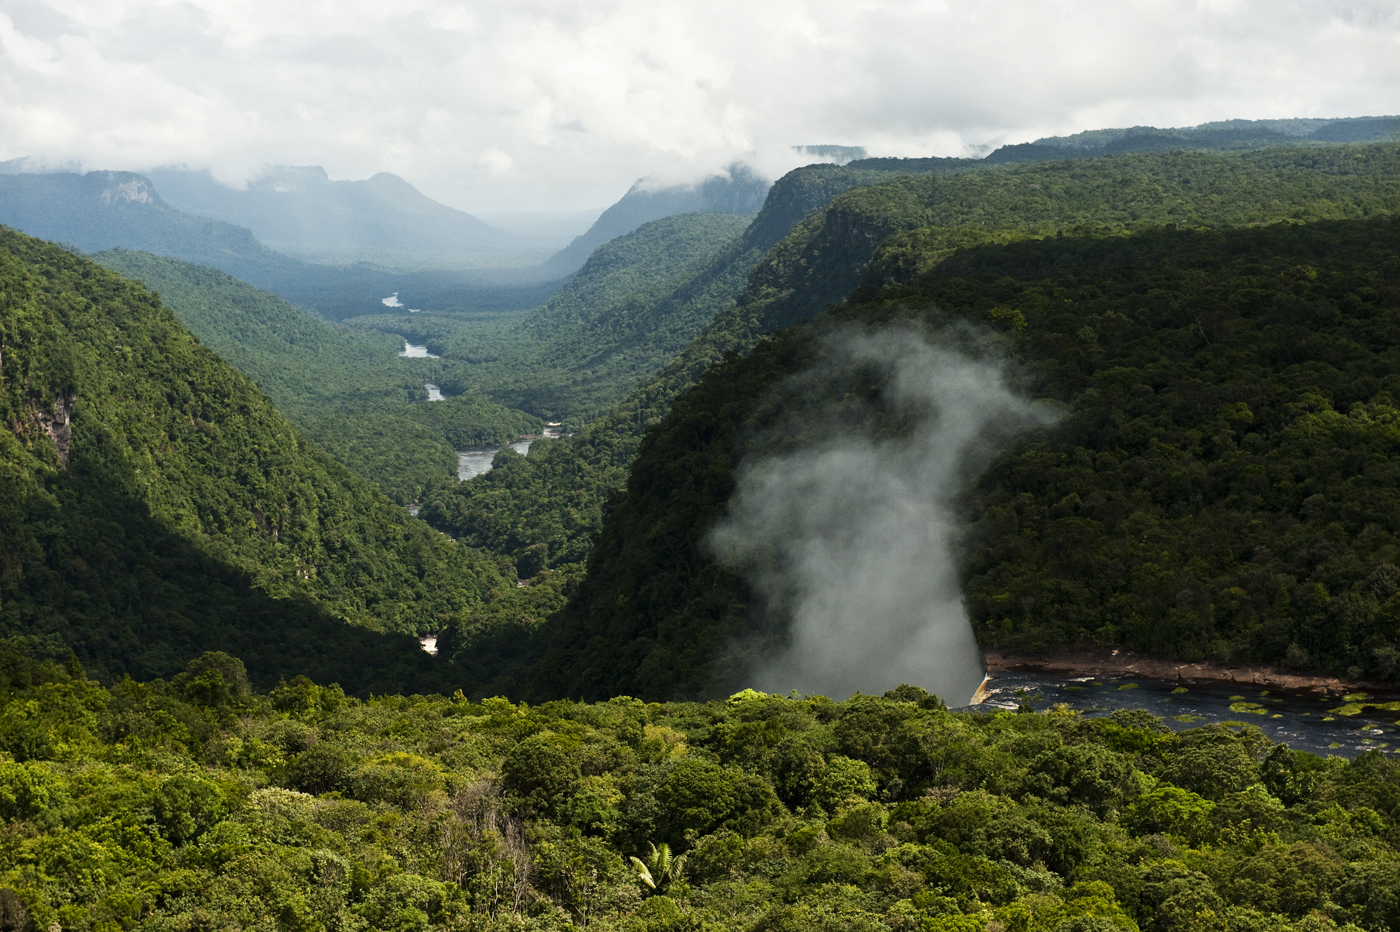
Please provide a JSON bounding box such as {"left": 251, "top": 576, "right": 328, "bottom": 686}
{"left": 970, "top": 671, "right": 1400, "bottom": 759}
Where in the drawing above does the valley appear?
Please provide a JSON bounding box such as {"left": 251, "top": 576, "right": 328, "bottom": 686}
{"left": 6, "top": 115, "right": 1400, "bottom": 932}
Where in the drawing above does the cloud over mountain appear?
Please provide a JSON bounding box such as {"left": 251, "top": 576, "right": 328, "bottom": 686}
{"left": 2, "top": 0, "right": 1398, "bottom": 211}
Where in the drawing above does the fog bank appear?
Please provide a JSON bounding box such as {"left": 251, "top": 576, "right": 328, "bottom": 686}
{"left": 709, "top": 327, "right": 1052, "bottom": 705}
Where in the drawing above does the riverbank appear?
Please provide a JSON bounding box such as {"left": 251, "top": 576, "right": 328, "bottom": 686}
{"left": 984, "top": 646, "right": 1384, "bottom": 696}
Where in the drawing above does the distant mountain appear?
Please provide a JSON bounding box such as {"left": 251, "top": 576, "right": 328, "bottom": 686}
{"left": 145, "top": 165, "right": 542, "bottom": 265}
{"left": 974, "top": 115, "right": 1400, "bottom": 164}
{"left": 0, "top": 169, "right": 285, "bottom": 269}
{"left": 541, "top": 163, "right": 772, "bottom": 277}
{"left": 0, "top": 170, "right": 559, "bottom": 319}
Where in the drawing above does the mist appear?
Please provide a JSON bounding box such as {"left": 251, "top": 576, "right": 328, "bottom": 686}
{"left": 709, "top": 326, "right": 1053, "bottom": 706}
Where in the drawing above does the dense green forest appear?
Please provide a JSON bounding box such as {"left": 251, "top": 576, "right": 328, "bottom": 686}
{"left": 5, "top": 643, "right": 1400, "bottom": 932}
{"left": 92, "top": 251, "right": 540, "bottom": 503}
{"left": 423, "top": 143, "right": 1400, "bottom": 576}
{"left": 347, "top": 212, "right": 754, "bottom": 425}
{"left": 0, "top": 227, "right": 525, "bottom": 687}
{"left": 533, "top": 215, "right": 1400, "bottom": 701}
{"left": 415, "top": 159, "right": 1011, "bottom": 568}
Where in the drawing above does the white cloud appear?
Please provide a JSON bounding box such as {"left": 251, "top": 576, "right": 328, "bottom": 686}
{"left": 1, "top": 0, "right": 1398, "bottom": 211}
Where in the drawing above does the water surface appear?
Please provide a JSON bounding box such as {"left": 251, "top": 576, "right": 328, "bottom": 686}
{"left": 975, "top": 670, "right": 1400, "bottom": 758}
{"left": 399, "top": 341, "right": 439, "bottom": 359}
{"left": 458, "top": 441, "right": 532, "bottom": 480}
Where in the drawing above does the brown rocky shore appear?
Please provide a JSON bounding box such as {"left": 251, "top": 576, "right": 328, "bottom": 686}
{"left": 983, "top": 646, "right": 1387, "bottom": 696}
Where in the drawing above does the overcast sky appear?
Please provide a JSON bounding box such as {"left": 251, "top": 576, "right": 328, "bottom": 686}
{"left": 2, "top": 0, "right": 1398, "bottom": 213}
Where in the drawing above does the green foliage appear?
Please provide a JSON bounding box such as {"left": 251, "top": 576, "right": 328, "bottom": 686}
{"left": 0, "top": 227, "right": 519, "bottom": 688}
{"left": 419, "top": 160, "right": 958, "bottom": 569}
{"left": 1, "top": 648, "right": 1391, "bottom": 931}
{"left": 547, "top": 212, "right": 1400, "bottom": 695}
{"left": 94, "top": 250, "right": 539, "bottom": 503}
{"left": 630, "top": 841, "right": 687, "bottom": 894}
{"left": 426, "top": 143, "right": 1400, "bottom": 588}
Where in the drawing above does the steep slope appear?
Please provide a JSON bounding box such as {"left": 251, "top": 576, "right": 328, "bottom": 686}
{"left": 146, "top": 165, "right": 538, "bottom": 265}
{"left": 471, "top": 212, "right": 755, "bottom": 420}
{"left": 424, "top": 143, "right": 1400, "bottom": 575}
{"left": 418, "top": 160, "right": 976, "bottom": 567}
{"left": 0, "top": 227, "right": 512, "bottom": 687}
{"left": 93, "top": 250, "right": 540, "bottom": 502}
{"left": 540, "top": 164, "right": 773, "bottom": 277}
{"left": 536, "top": 215, "right": 1400, "bottom": 701}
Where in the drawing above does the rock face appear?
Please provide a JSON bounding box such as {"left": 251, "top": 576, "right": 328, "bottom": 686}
{"left": 97, "top": 175, "right": 158, "bottom": 204}
{"left": 34, "top": 392, "right": 73, "bottom": 465}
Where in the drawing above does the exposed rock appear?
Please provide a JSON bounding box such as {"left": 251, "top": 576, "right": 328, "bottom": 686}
{"left": 30, "top": 392, "right": 74, "bottom": 465}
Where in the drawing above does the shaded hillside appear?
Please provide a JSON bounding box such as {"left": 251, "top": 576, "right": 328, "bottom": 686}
{"left": 535, "top": 216, "right": 1400, "bottom": 701}
{"left": 425, "top": 144, "right": 1400, "bottom": 577}
{"left": 146, "top": 164, "right": 533, "bottom": 265}
{"left": 0, "top": 227, "right": 513, "bottom": 686}
{"left": 94, "top": 250, "right": 540, "bottom": 502}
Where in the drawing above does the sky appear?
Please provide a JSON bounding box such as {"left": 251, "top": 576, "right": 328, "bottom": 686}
{"left": 2, "top": 0, "right": 1399, "bottom": 214}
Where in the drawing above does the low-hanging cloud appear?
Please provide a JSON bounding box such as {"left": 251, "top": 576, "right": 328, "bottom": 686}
{"left": 709, "top": 326, "right": 1054, "bottom": 706}
{"left": 2, "top": 1, "right": 1399, "bottom": 212}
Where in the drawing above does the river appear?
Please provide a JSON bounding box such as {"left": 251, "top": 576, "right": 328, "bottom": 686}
{"left": 457, "top": 441, "right": 533, "bottom": 480}
{"left": 457, "top": 426, "right": 563, "bottom": 480}
{"left": 974, "top": 670, "right": 1400, "bottom": 758}
{"left": 399, "top": 341, "right": 439, "bottom": 358}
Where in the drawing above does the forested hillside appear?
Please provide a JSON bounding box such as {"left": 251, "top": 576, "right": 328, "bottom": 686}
{"left": 93, "top": 251, "right": 540, "bottom": 502}
{"left": 540, "top": 216, "right": 1400, "bottom": 701}
{"left": 424, "top": 144, "right": 1400, "bottom": 577}
{"left": 416, "top": 161, "right": 957, "bottom": 568}
{"left": 4, "top": 642, "right": 1400, "bottom": 932}
{"left": 349, "top": 212, "right": 756, "bottom": 425}
{"left": 0, "top": 228, "right": 515, "bottom": 687}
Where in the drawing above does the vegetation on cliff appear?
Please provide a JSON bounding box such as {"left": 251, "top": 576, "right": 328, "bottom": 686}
{"left": 538, "top": 215, "right": 1400, "bottom": 698}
